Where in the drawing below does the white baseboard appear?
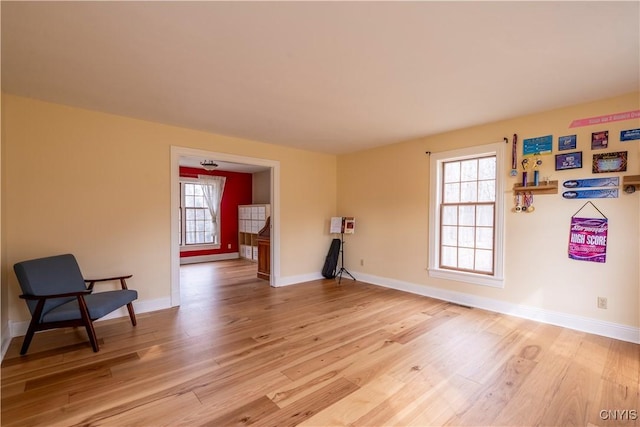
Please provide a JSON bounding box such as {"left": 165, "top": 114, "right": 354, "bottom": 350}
{"left": 275, "top": 272, "right": 324, "bottom": 287}
{"left": 352, "top": 271, "right": 640, "bottom": 344}
{"left": 179, "top": 252, "right": 239, "bottom": 265}
{"left": 1, "top": 321, "right": 11, "bottom": 361}
{"left": 9, "top": 297, "right": 172, "bottom": 338}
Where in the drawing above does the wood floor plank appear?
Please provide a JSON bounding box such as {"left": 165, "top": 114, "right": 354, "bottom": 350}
{"left": 389, "top": 308, "right": 459, "bottom": 345}
{"left": 199, "top": 395, "right": 281, "bottom": 427}
{"left": 280, "top": 329, "right": 392, "bottom": 381}
{"left": 253, "top": 377, "right": 359, "bottom": 427}
{"left": 1, "top": 391, "right": 70, "bottom": 426}
{"left": 173, "top": 370, "right": 291, "bottom": 424}
{"left": 349, "top": 375, "right": 437, "bottom": 426}
{"left": 455, "top": 319, "right": 538, "bottom": 385}
{"left": 269, "top": 337, "right": 403, "bottom": 409}
{"left": 1, "top": 259, "right": 638, "bottom": 426}
{"left": 76, "top": 391, "right": 203, "bottom": 427}
{"left": 298, "top": 374, "right": 404, "bottom": 426}
{"left": 24, "top": 353, "right": 139, "bottom": 392}
{"left": 491, "top": 325, "right": 580, "bottom": 426}
{"left": 446, "top": 355, "right": 538, "bottom": 426}
{"left": 397, "top": 374, "right": 484, "bottom": 426}
{"left": 268, "top": 366, "right": 350, "bottom": 409}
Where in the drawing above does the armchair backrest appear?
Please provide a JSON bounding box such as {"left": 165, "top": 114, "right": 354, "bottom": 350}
{"left": 14, "top": 254, "right": 87, "bottom": 317}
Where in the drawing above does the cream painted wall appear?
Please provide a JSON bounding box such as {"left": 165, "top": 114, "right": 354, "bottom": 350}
{"left": 252, "top": 170, "right": 271, "bottom": 205}
{"left": 2, "top": 94, "right": 337, "bottom": 323}
{"left": 338, "top": 92, "right": 640, "bottom": 330}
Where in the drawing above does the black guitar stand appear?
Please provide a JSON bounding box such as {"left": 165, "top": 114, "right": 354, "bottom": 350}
{"left": 336, "top": 233, "right": 356, "bottom": 284}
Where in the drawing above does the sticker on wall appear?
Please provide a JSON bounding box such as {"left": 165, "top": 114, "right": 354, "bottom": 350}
{"left": 569, "top": 109, "right": 640, "bottom": 128}
{"left": 592, "top": 151, "right": 627, "bottom": 173}
{"left": 522, "top": 135, "right": 553, "bottom": 156}
{"left": 563, "top": 177, "right": 619, "bottom": 188}
{"left": 591, "top": 131, "right": 609, "bottom": 150}
{"left": 558, "top": 135, "right": 577, "bottom": 151}
{"left": 568, "top": 201, "right": 608, "bottom": 263}
{"left": 562, "top": 189, "right": 618, "bottom": 199}
{"left": 620, "top": 128, "right": 640, "bottom": 142}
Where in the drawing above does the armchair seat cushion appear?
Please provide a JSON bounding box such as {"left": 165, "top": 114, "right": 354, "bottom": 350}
{"left": 42, "top": 290, "right": 138, "bottom": 323}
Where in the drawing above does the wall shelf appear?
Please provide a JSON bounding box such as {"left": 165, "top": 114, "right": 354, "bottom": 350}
{"left": 623, "top": 175, "right": 640, "bottom": 193}
{"left": 513, "top": 180, "right": 558, "bottom": 195}
{"left": 623, "top": 175, "right": 640, "bottom": 186}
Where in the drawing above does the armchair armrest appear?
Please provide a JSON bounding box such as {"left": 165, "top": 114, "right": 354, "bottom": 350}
{"left": 85, "top": 274, "right": 133, "bottom": 291}
{"left": 20, "top": 290, "right": 92, "bottom": 300}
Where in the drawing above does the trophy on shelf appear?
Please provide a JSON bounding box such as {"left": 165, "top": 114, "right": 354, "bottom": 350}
{"left": 532, "top": 155, "right": 542, "bottom": 186}
{"left": 521, "top": 158, "right": 530, "bottom": 187}
{"left": 522, "top": 155, "right": 542, "bottom": 187}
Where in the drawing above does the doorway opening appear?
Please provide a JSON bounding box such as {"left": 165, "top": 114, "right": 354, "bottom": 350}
{"left": 170, "top": 146, "right": 280, "bottom": 307}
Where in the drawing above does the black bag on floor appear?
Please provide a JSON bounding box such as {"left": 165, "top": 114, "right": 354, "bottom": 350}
{"left": 322, "top": 238, "right": 341, "bottom": 279}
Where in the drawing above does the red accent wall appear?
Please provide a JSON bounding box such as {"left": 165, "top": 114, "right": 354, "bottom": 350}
{"left": 179, "top": 167, "right": 252, "bottom": 258}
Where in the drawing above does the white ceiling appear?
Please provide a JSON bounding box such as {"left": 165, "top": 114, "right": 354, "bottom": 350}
{"left": 2, "top": 1, "right": 639, "bottom": 157}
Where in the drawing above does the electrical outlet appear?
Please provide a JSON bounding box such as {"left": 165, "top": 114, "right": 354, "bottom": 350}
{"left": 360, "top": 259, "right": 364, "bottom": 266}
{"left": 227, "top": 244, "right": 231, "bottom": 249}
{"left": 597, "top": 297, "right": 608, "bottom": 309}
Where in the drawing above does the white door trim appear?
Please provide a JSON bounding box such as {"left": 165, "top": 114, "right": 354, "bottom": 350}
{"left": 170, "top": 146, "right": 280, "bottom": 307}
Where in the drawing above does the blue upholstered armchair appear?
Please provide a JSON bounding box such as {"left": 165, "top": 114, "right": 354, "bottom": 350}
{"left": 13, "top": 254, "right": 138, "bottom": 355}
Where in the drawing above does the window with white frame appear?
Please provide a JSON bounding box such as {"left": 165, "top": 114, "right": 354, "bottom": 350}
{"left": 179, "top": 176, "right": 226, "bottom": 247}
{"left": 429, "top": 142, "right": 505, "bottom": 287}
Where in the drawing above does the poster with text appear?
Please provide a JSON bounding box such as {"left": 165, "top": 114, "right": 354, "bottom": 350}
{"left": 523, "top": 135, "right": 553, "bottom": 156}
{"left": 330, "top": 216, "right": 356, "bottom": 234}
{"left": 330, "top": 217, "right": 343, "bottom": 234}
{"left": 343, "top": 217, "right": 356, "bottom": 234}
{"left": 568, "top": 217, "right": 608, "bottom": 263}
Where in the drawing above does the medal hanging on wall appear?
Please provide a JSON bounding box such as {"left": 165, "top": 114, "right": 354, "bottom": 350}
{"left": 524, "top": 192, "right": 535, "bottom": 212}
{"left": 514, "top": 192, "right": 535, "bottom": 213}
{"left": 510, "top": 134, "right": 518, "bottom": 177}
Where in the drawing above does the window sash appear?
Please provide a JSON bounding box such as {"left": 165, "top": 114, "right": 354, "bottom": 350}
{"left": 179, "top": 182, "right": 218, "bottom": 246}
{"left": 439, "top": 201, "right": 495, "bottom": 275}
{"left": 184, "top": 207, "right": 214, "bottom": 245}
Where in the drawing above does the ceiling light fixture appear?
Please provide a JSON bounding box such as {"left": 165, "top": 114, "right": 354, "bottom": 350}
{"left": 200, "top": 160, "right": 218, "bottom": 171}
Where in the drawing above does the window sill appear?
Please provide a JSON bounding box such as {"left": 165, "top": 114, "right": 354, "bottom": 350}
{"left": 428, "top": 267, "right": 504, "bottom": 288}
{"left": 180, "top": 244, "right": 221, "bottom": 252}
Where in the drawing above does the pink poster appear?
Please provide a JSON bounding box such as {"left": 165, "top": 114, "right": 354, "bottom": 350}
{"left": 568, "top": 217, "right": 608, "bottom": 263}
{"left": 569, "top": 109, "right": 640, "bottom": 128}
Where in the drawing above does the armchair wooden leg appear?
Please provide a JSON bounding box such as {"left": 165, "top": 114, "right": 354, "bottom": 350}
{"left": 77, "top": 295, "right": 99, "bottom": 352}
{"left": 20, "top": 299, "right": 46, "bottom": 355}
{"left": 20, "top": 323, "right": 38, "bottom": 356}
{"left": 126, "top": 303, "right": 137, "bottom": 326}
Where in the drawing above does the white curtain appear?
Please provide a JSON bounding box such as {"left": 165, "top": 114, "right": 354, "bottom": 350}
{"left": 198, "top": 175, "right": 226, "bottom": 243}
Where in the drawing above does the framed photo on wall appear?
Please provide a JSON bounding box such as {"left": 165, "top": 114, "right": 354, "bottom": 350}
{"left": 555, "top": 151, "right": 582, "bottom": 170}
{"left": 593, "top": 151, "right": 627, "bottom": 173}
{"left": 558, "top": 135, "right": 577, "bottom": 151}
{"left": 591, "top": 131, "right": 609, "bottom": 150}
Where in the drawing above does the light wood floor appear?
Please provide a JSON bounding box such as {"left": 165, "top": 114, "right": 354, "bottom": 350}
{"left": 2, "top": 259, "right": 638, "bottom": 426}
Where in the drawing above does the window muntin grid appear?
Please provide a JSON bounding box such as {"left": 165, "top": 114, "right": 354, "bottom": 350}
{"left": 440, "top": 156, "right": 496, "bottom": 274}
{"left": 180, "top": 182, "right": 215, "bottom": 245}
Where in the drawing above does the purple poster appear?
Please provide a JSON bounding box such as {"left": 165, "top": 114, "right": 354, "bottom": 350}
{"left": 568, "top": 217, "right": 608, "bottom": 263}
